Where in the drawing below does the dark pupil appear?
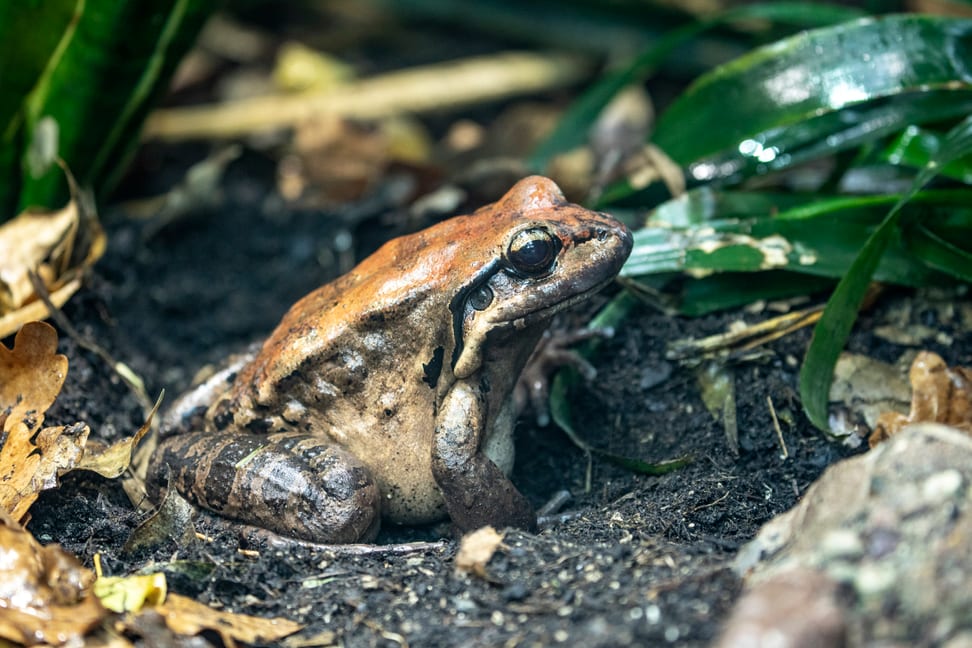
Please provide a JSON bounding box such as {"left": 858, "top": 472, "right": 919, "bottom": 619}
{"left": 509, "top": 230, "right": 556, "bottom": 275}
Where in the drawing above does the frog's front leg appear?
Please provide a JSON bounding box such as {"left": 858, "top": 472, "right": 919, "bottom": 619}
{"left": 150, "top": 432, "right": 381, "bottom": 544}
{"left": 432, "top": 382, "right": 537, "bottom": 533}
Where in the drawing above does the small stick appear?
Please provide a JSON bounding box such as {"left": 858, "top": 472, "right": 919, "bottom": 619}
{"left": 145, "top": 51, "right": 591, "bottom": 141}
{"left": 537, "top": 489, "right": 572, "bottom": 517}
{"left": 767, "top": 395, "right": 788, "bottom": 459}
{"left": 256, "top": 538, "right": 448, "bottom": 557}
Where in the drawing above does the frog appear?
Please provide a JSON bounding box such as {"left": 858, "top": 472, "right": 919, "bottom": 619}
{"left": 148, "top": 175, "right": 633, "bottom": 545}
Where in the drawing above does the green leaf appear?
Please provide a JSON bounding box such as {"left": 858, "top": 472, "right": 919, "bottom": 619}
{"left": 621, "top": 187, "right": 967, "bottom": 286}
{"left": 656, "top": 15, "right": 972, "bottom": 163}
{"left": 528, "top": 2, "right": 865, "bottom": 171}
{"left": 2, "top": 0, "right": 215, "bottom": 213}
{"left": 671, "top": 272, "right": 836, "bottom": 316}
{"left": 799, "top": 113, "right": 972, "bottom": 431}
{"left": 595, "top": 14, "right": 972, "bottom": 204}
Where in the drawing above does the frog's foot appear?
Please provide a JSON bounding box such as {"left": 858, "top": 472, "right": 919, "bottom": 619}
{"left": 151, "top": 432, "right": 380, "bottom": 544}
{"left": 514, "top": 326, "right": 614, "bottom": 426}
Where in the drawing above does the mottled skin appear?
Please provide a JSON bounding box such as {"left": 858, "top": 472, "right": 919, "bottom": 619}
{"left": 149, "top": 176, "right": 632, "bottom": 544}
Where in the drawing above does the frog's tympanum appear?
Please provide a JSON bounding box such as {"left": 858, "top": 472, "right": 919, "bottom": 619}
{"left": 149, "top": 176, "right": 632, "bottom": 544}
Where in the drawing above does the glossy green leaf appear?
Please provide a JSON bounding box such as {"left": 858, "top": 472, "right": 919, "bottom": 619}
{"left": 594, "top": 15, "right": 972, "bottom": 204}
{"left": 799, "top": 113, "right": 972, "bottom": 432}
{"left": 529, "top": 2, "right": 865, "bottom": 170}
{"left": 657, "top": 15, "right": 972, "bottom": 163}
{"left": 668, "top": 272, "right": 836, "bottom": 316}
{"left": 621, "top": 187, "right": 967, "bottom": 286}
{"left": 1, "top": 0, "right": 215, "bottom": 213}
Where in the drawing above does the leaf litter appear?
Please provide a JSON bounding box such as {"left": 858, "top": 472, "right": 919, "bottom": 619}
{"left": 0, "top": 322, "right": 302, "bottom": 645}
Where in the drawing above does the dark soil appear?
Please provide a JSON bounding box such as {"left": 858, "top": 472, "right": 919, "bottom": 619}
{"left": 20, "top": 154, "right": 887, "bottom": 647}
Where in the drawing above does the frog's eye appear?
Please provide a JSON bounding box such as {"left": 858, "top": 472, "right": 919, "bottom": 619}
{"left": 506, "top": 228, "right": 559, "bottom": 277}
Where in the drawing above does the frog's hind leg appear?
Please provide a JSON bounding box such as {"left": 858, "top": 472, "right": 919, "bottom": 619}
{"left": 151, "top": 432, "right": 381, "bottom": 544}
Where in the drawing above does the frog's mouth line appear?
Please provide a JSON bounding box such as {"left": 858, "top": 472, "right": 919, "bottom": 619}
{"left": 504, "top": 273, "right": 617, "bottom": 329}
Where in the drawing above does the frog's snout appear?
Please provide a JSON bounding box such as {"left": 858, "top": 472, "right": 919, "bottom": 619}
{"left": 594, "top": 218, "right": 633, "bottom": 273}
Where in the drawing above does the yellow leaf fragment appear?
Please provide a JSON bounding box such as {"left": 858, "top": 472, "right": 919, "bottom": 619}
{"left": 274, "top": 41, "right": 353, "bottom": 92}
{"left": 0, "top": 514, "right": 106, "bottom": 645}
{"left": 455, "top": 525, "right": 505, "bottom": 578}
{"left": 94, "top": 572, "right": 167, "bottom": 614}
{"left": 157, "top": 593, "right": 302, "bottom": 644}
{"left": 870, "top": 351, "right": 972, "bottom": 447}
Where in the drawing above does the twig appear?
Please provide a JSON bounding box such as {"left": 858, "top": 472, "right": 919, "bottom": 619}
{"left": 29, "top": 272, "right": 152, "bottom": 412}
{"left": 144, "top": 51, "right": 591, "bottom": 141}
{"left": 259, "top": 538, "right": 448, "bottom": 557}
{"left": 537, "top": 489, "right": 572, "bottom": 517}
{"left": 767, "top": 395, "right": 789, "bottom": 459}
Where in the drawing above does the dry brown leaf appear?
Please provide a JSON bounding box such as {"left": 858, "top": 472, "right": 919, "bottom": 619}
{"left": 870, "top": 351, "right": 972, "bottom": 447}
{"left": 123, "top": 479, "right": 196, "bottom": 553}
{"left": 0, "top": 512, "right": 106, "bottom": 645}
{"left": 0, "top": 321, "right": 148, "bottom": 522}
{"left": 0, "top": 321, "right": 76, "bottom": 520}
{"left": 455, "top": 526, "right": 505, "bottom": 578}
{"left": 287, "top": 115, "right": 391, "bottom": 205}
{"left": 0, "top": 195, "right": 106, "bottom": 338}
{"left": 156, "top": 593, "right": 302, "bottom": 644}
{"left": 0, "top": 205, "right": 77, "bottom": 311}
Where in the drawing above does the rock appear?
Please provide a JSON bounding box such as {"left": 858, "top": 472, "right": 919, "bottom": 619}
{"left": 730, "top": 424, "right": 972, "bottom": 645}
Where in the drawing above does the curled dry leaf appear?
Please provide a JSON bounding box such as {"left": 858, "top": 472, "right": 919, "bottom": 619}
{"left": 455, "top": 526, "right": 505, "bottom": 579}
{"left": 123, "top": 480, "right": 197, "bottom": 554}
{"left": 870, "top": 351, "right": 972, "bottom": 447}
{"left": 0, "top": 513, "right": 106, "bottom": 645}
{"left": 0, "top": 197, "right": 106, "bottom": 339}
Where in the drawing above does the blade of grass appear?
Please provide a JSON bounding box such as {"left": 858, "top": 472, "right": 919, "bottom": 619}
{"left": 799, "top": 113, "right": 972, "bottom": 431}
